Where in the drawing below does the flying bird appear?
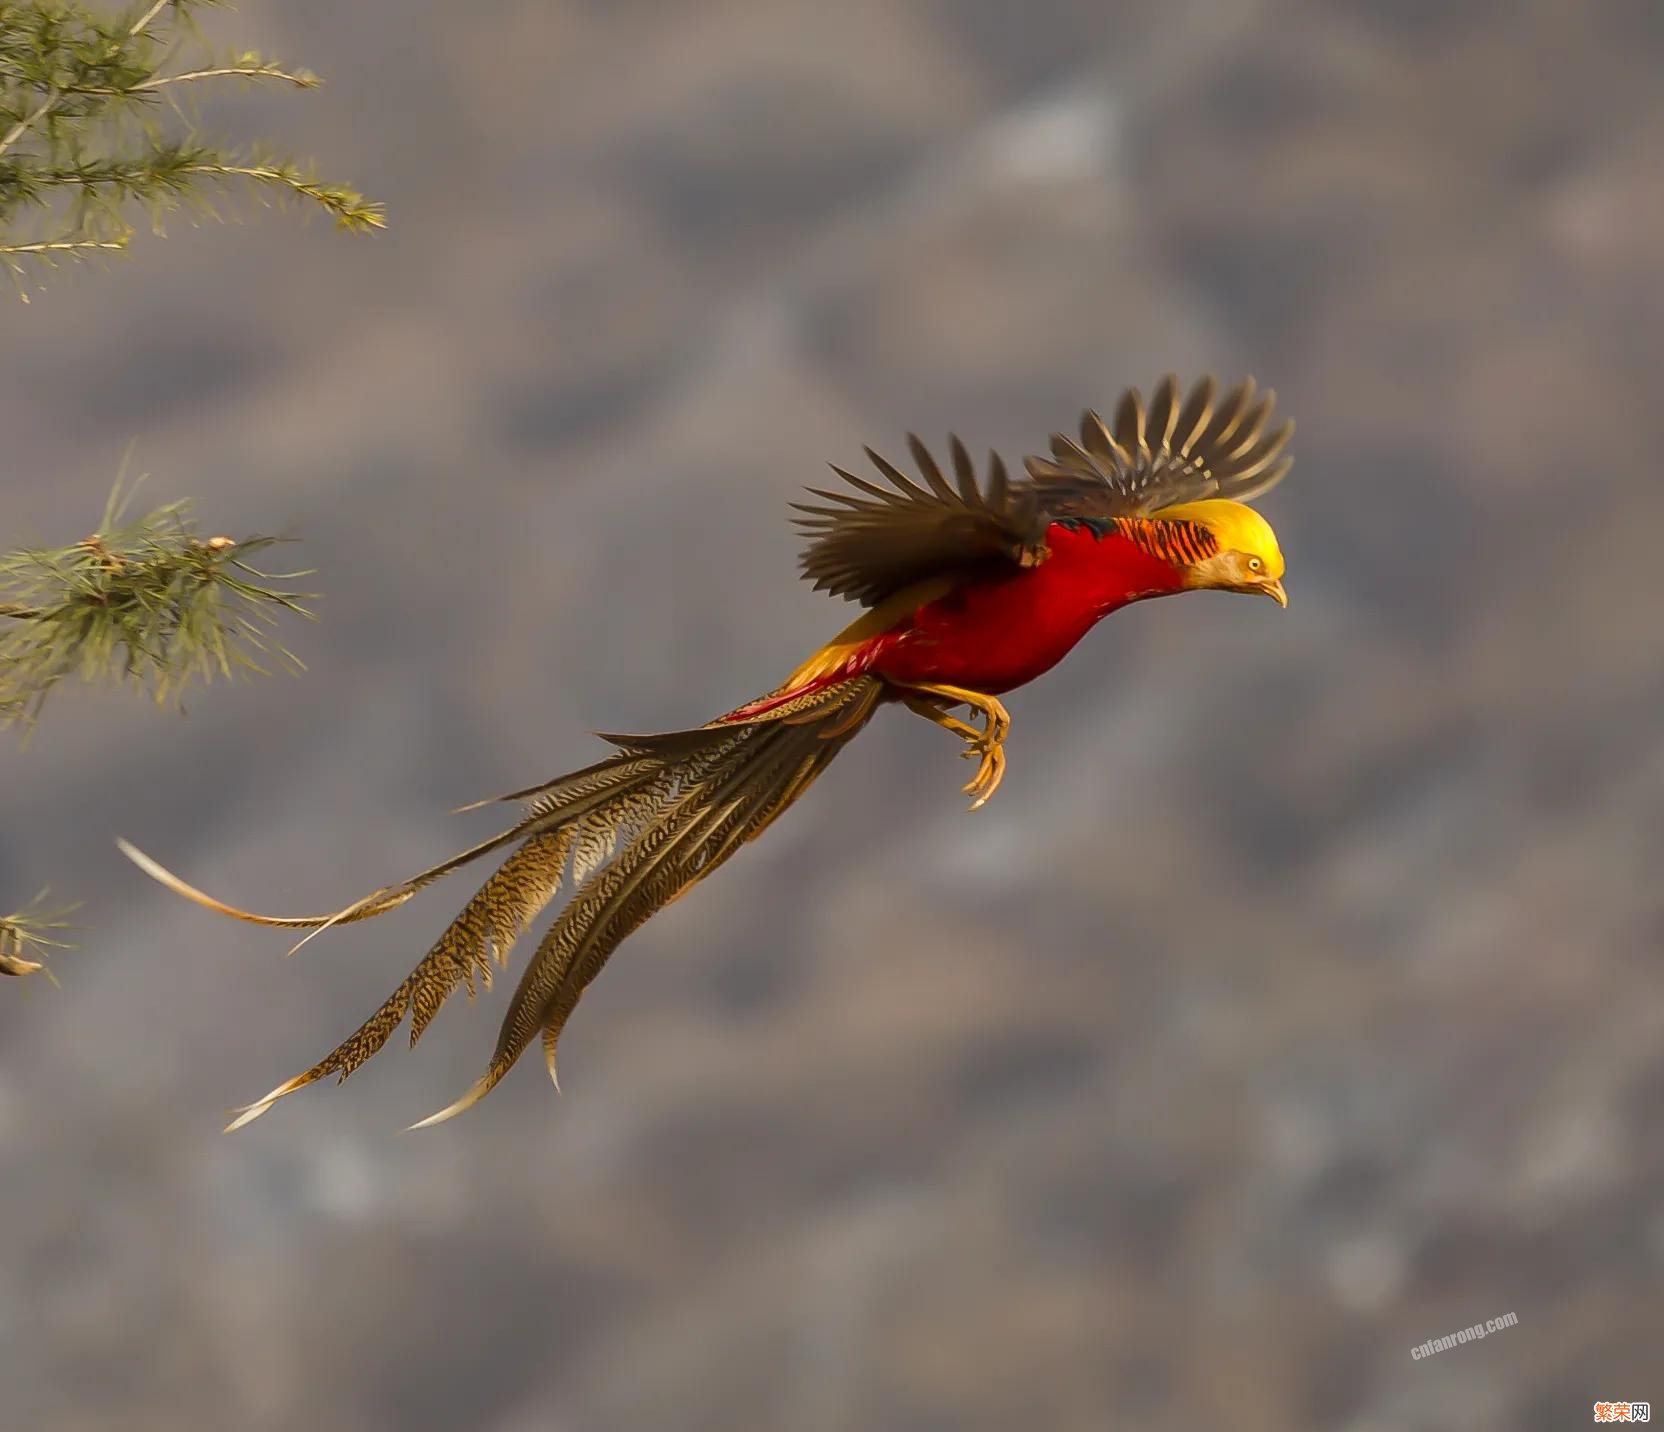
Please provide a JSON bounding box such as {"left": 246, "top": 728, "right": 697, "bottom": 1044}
{"left": 121, "top": 374, "right": 1294, "bottom": 1130}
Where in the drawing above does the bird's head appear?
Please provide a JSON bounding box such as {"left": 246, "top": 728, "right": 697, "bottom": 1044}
{"left": 1156, "top": 498, "right": 1287, "bottom": 607}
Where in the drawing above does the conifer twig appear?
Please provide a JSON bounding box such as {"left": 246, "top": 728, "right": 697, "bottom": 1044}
{"left": 0, "top": 476, "right": 316, "bottom": 731}
{"left": 0, "top": 0, "right": 169, "bottom": 158}
{"left": 0, "top": 890, "right": 76, "bottom": 979}
{"left": 0, "top": 0, "right": 385, "bottom": 294}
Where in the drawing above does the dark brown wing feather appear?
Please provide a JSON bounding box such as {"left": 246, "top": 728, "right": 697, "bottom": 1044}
{"left": 1022, "top": 374, "right": 1294, "bottom": 520}
{"left": 795, "top": 379, "right": 1289, "bottom": 605}
{"left": 792, "top": 439, "right": 1046, "bottom": 607}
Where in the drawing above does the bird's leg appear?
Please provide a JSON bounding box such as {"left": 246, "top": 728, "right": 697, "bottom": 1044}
{"left": 900, "top": 694, "right": 981, "bottom": 743}
{"left": 897, "top": 683, "right": 1011, "bottom": 809}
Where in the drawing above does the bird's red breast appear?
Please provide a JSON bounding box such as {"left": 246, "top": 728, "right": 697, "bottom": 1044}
{"left": 724, "top": 521, "right": 1188, "bottom": 725}
{"left": 867, "top": 521, "right": 1187, "bottom": 693}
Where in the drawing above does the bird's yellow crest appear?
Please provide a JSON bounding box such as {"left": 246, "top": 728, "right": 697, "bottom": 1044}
{"left": 1154, "top": 498, "right": 1284, "bottom": 579}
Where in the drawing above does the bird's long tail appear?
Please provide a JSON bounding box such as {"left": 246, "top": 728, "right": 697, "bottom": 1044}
{"left": 119, "top": 675, "right": 883, "bottom": 1130}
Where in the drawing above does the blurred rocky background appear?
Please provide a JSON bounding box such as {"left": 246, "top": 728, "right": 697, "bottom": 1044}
{"left": 4, "top": 1, "right": 1663, "bottom": 1428}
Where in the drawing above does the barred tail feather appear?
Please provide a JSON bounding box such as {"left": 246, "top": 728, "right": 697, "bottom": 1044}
{"left": 223, "top": 826, "right": 577, "bottom": 1130}
{"left": 409, "top": 678, "right": 879, "bottom": 1128}
{"left": 406, "top": 792, "right": 748, "bottom": 1129}
{"left": 115, "top": 751, "right": 672, "bottom": 947}
{"left": 165, "top": 674, "right": 884, "bottom": 1130}
{"left": 409, "top": 737, "right": 809, "bottom": 1127}
{"left": 532, "top": 726, "right": 842, "bottom": 1069}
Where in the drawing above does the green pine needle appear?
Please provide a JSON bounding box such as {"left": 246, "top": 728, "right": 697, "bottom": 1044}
{"left": 0, "top": 0, "right": 384, "bottom": 297}
{"left": 0, "top": 474, "right": 316, "bottom": 730}
{"left": 0, "top": 889, "right": 77, "bottom": 979}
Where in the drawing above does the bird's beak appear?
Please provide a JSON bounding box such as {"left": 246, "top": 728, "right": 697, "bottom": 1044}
{"left": 1262, "top": 578, "right": 1288, "bottom": 608}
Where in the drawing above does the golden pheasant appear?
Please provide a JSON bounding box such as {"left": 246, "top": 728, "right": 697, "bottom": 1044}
{"left": 121, "top": 374, "right": 1294, "bottom": 1129}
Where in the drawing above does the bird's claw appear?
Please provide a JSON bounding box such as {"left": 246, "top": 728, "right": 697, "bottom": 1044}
{"left": 899, "top": 685, "right": 1011, "bottom": 810}
{"left": 963, "top": 756, "right": 1004, "bottom": 808}
{"left": 960, "top": 730, "right": 1007, "bottom": 810}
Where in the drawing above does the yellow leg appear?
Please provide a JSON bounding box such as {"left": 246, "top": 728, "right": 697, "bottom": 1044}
{"left": 898, "top": 684, "right": 1011, "bottom": 810}
{"left": 900, "top": 694, "right": 980, "bottom": 743}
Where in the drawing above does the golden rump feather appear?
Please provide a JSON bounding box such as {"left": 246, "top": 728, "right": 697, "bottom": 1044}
{"left": 121, "top": 676, "right": 880, "bottom": 1130}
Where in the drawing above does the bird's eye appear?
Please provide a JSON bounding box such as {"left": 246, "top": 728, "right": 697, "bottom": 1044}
{"left": 1247, "top": 556, "right": 1264, "bottom": 573}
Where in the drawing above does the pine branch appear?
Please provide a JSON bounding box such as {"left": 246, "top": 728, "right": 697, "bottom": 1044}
{"left": 0, "top": 890, "right": 76, "bottom": 978}
{"left": 0, "top": 231, "right": 123, "bottom": 256}
{"left": 0, "top": 476, "right": 316, "bottom": 731}
{"left": 0, "top": 87, "right": 56, "bottom": 157}
{"left": 125, "top": 60, "right": 319, "bottom": 93}
{"left": 0, "top": 0, "right": 384, "bottom": 295}
{"left": 0, "top": 0, "right": 191, "bottom": 161}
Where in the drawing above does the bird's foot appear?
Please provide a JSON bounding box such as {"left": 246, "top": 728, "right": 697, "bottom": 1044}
{"left": 898, "top": 684, "right": 1012, "bottom": 810}
{"left": 959, "top": 731, "right": 1006, "bottom": 809}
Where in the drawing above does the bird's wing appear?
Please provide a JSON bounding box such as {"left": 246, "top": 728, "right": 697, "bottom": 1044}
{"left": 1023, "top": 375, "right": 1294, "bottom": 519}
{"left": 792, "top": 435, "right": 1049, "bottom": 607}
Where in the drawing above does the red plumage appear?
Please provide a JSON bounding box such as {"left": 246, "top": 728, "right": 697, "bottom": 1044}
{"left": 724, "top": 521, "right": 1185, "bottom": 723}
{"left": 864, "top": 522, "right": 1186, "bottom": 693}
